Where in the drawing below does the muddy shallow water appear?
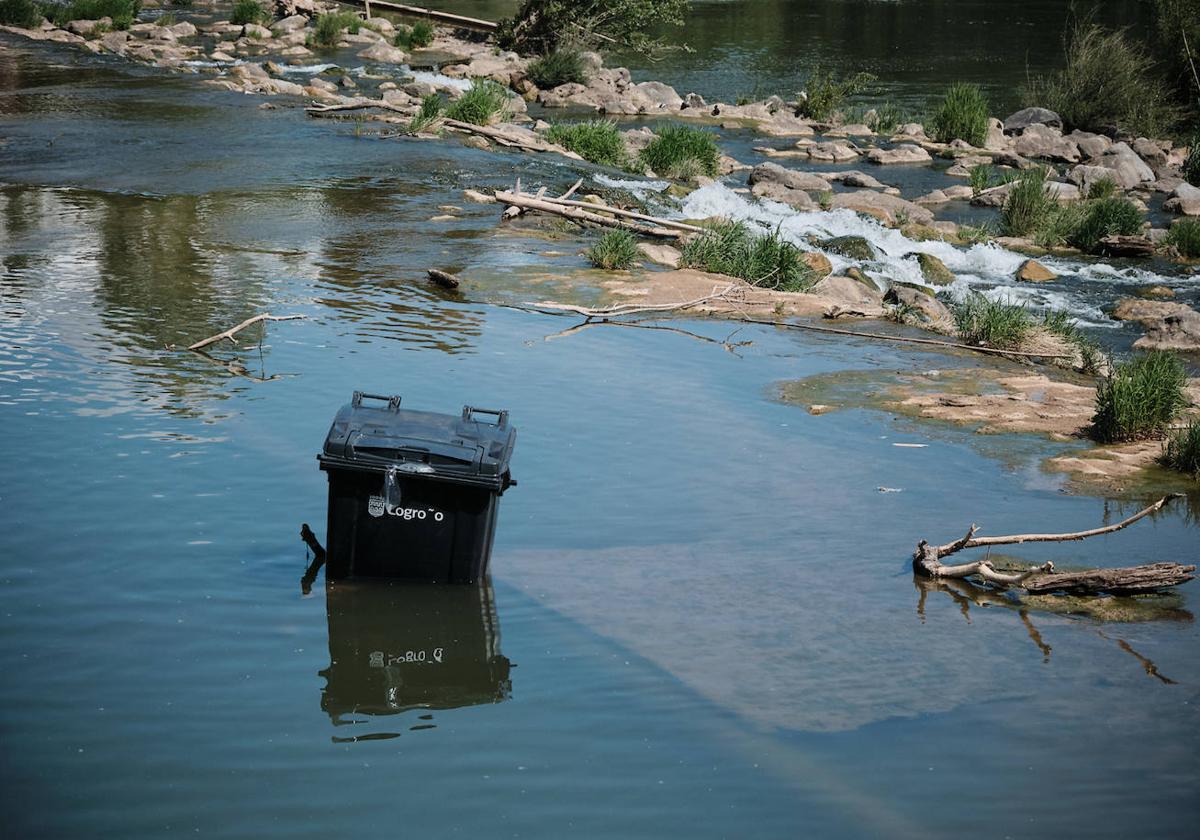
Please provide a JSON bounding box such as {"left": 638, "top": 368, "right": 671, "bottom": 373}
{"left": 1, "top": 25, "right": 1199, "bottom": 840}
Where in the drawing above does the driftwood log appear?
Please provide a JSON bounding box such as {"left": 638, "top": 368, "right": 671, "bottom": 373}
{"left": 914, "top": 494, "right": 1195, "bottom": 595}
{"left": 334, "top": 0, "right": 497, "bottom": 30}
{"left": 495, "top": 189, "right": 685, "bottom": 238}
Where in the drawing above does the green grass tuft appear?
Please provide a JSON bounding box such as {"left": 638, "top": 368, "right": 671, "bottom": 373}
{"left": 1086, "top": 177, "right": 1119, "bottom": 200}
{"left": 1091, "top": 351, "right": 1188, "bottom": 443}
{"left": 680, "top": 220, "right": 815, "bottom": 291}
{"left": 1165, "top": 218, "right": 1200, "bottom": 258}
{"left": 312, "top": 11, "right": 361, "bottom": 47}
{"left": 395, "top": 19, "right": 435, "bottom": 49}
{"left": 639, "top": 124, "right": 720, "bottom": 179}
{"left": 930, "top": 82, "right": 990, "bottom": 147}
{"left": 0, "top": 0, "right": 41, "bottom": 26}
{"left": 969, "top": 163, "right": 994, "bottom": 196}
{"left": 796, "top": 67, "right": 875, "bottom": 121}
{"left": 586, "top": 229, "right": 639, "bottom": 270}
{"left": 155, "top": 10, "right": 174, "bottom": 25}
{"left": 1041, "top": 309, "right": 1105, "bottom": 373}
{"left": 1001, "top": 168, "right": 1058, "bottom": 237}
{"left": 545, "top": 120, "right": 627, "bottom": 168}
{"left": 230, "top": 0, "right": 267, "bottom": 26}
{"left": 527, "top": 49, "right": 586, "bottom": 89}
{"left": 952, "top": 292, "right": 1033, "bottom": 350}
{"left": 406, "top": 93, "right": 442, "bottom": 135}
{"left": 1161, "top": 420, "right": 1200, "bottom": 477}
{"left": 1067, "top": 196, "right": 1143, "bottom": 252}
{"left": 444, "top": 78, "right": 511, "bottom": 126}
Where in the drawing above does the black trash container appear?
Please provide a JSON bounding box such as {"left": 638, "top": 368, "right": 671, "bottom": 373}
{"left": 319, "top": 578, "right": 511, "bottom": 726}
{"left": 317, "top": 392, "right": 516, "bottom": 583}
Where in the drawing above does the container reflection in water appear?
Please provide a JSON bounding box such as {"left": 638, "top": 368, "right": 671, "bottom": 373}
{"left": 319, "top": 578, "right": 512, "bottom": 738}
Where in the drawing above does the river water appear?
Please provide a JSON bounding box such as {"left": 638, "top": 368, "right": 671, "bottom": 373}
{"left": 2, "top": 8, "right": 1199, "bottom": 839}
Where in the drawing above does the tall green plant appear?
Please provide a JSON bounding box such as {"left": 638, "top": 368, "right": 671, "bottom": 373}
{"left": 1091, "top": 351, "right": 1188, "bottom": 442}
{"left": 639, "top": 124, "right": 720, "bottom": 178}
{"left": 0, "top": 0, "right": 41, "bottom": 26}
{"left": 930, "top": 83, "right": 990, "bottom": 146}
{"left": 1023, "top": 22, "right": 1178, "bottom": 137}
{"left": 796, "top": 67, "right": 876, "bottom": 121}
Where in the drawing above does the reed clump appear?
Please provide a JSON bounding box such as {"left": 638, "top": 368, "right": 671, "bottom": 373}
{"left": 1090, "top": 351, "right": 1188, "bottom": 443}
{"left": 680, "top": 221, "right": 815, "bottom": 292}
{"left": 445, "top": 79, "right": 511, "bottom": 126}
{"left": 952, "top": 293, "right": 1033, "bottom": 350}
{"left": 639, "top": 124, "right": 720, "bottom": 179}
{"left": 586, "top": 230, "right": 639, "bottom": 270}
{"left": 930, "top": 82, "right": 990, "bottom": 147}
{"left": 545, "top": 120, "right": 627, "bottom": 168}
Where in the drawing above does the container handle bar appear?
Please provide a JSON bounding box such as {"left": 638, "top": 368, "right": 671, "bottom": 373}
{"left": 352, "top": 392, "right": 402, "bottom": 411}
{"left": 462, "top": 405, "right": 508, "bottom": 427}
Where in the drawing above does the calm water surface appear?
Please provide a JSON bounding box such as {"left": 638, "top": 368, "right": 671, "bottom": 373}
{"left": 1, "top": 16, "right": 1198, "bottom": 840}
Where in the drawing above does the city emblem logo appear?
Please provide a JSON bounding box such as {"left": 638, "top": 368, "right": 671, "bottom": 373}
{"left": 367, "top": 495, "right": 386, "bottom": 517}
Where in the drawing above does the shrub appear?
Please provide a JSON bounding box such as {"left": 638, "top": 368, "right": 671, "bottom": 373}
{"left": 586, "top": 230, "right": 639, "bottom": 270}
{"left": 1091, "top": 351, "right": 1188, "bottom": 442}
{"left": 929, "top": 82, "right": 990, "bottom": 147}
{"left": 0, "top": 0, "right": 41, "bottom": 26}
{"left": 497, "top": 0, "right": 688, "bottom": 56}
{"left": 1001, "top": 168, "right": 1057, "bottom": 237}
{"left": 639, "top": 124, "right": 720, "bottom": 179}
{"left": 445, "top": 79, "right": 511, "bottom": 126}
{"left": 868, "top": 102, "right": 907, "bottom": 134}
{"left": 797, "top": 67, "right": 876, "bottom": 121}
{"left": 43, "top": 0, "right": 141, "bottom": 28}
{"left": 545, "top": 120, "right": 626, "bottom": 167}
{"left": 395, "top": 19, "right": 435, "bottom": 49}
{"left": 1165, "top": 218, "right": 1200, "bottom": 258}
{"left": 527, "top": 49, "right": 586, "bottom": 89}
{"left": 1161, "top": 420, "right": 1200, "bottom": 477}
{"left": 1023, "top": 22, "right": 1178, "bottom": 137}
{"left": 406, "top": 93, "right": 442, "bottom": 135}
{"left": 230, "top": 0, "right": 267, "bottom": 26}
{"left": 952, "top": 293, "right": 1033, "bottom": 350}
{"left": 680, "top": 220, "right": 815, "bottom": 291}
{"left": 1184, "top": 135, "right": 1200, "bottom": 187}
{"left": 312, "top": 11, "right": 361, "bottom": 46}
{"left": 155, "top": 11, "right": 174, "bottom": 25}
{"left": 1068, "top": 197, "right": 1143, "bottom": 252}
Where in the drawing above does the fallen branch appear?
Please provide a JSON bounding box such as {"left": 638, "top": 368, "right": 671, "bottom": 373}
{"left": 913, "top": 494, "right": 1196, "bottom": 594}
{"left": 517, "top": 194, "right": 707, "bottom": 235}
{"left": 442, "top": 120, "right": 569, "bottom": 155}
{"left": 306, "top": 98, "right": 410, "bottom": 116}
{"left": 186, "top": 314, "right": 304, "bottom": 352}
{"left": 527, "top": 285, "right": 738, "bottom": 319}
{"left": 495, "top": 189, "right": 683, "bottom": 238}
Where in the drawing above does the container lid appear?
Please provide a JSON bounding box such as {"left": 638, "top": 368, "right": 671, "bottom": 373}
{"left": 319, "top": 392, "right": 516, "bottom": 490}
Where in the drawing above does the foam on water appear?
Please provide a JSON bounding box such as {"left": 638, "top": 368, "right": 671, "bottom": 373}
{"left": 275, "top": 63, "right": 340, "bottom": 75}
{"left": 407, "top": 68, "right": 472, "bottom": 91}
{"left": 677, "top": 182, "right": 1190, "bottom": 324}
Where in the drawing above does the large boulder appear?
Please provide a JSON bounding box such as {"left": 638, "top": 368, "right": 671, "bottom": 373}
{"left": 1163, "top": 183, "right": 1200, "bottom": 216}
{"left": 357, "top": 42, "right": 409, "bottom": 64}
{"left": 1003, "top": 107, "right": 1063, "bottom": 134}
{"left": 1067, "top": 164, "right": 1124, "bottom": 196}
{"left": 1131, "top": 137, "right": 1170, "bottom": 169}
{"left": 805, "top": 140, "right": 861, "bottom": 162}
{"left": 830, "top": 170, "right": 890, "bottom": 190}
{"left": 1080, "top": 142, "right": 1156, "bottom": 189}
{"left": 1111, "top": 299, "right": 1200, "bottom": 352}
{"left": 813, "top": 275, "right": 885, "bottom": 313}
{"left": 883, "top": 285, "right": 953, "bottom": 330}
{"left": 1016, "top": 259, "right": 1056, "bottom": 282}
{"left": 912, "top": 252, "right": 955, "bottom": 285}
{"left": 271, "top": 14, "right": 309, "bottom": 34}
{"left": 748, "top": 162, "right": 830, "bottom": 192}
{"left": 866, "top": 144, "right": 932, "bottom": 165}
{"left": 1013, "top": 124, "right": 1080, "bottom": 162}
{"left": 830, "top": 190, "right": 933, "bottom": 225}
{"left": 1066, "top": 130, "right": 1111, "bottom": 159}
{"left": 750, "top": 180, "right": 817, "bottom": 210}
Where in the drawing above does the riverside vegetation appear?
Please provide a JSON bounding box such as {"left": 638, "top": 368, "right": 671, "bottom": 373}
{"left": 2, "top": 0, "right": 1198, "bottom": 482}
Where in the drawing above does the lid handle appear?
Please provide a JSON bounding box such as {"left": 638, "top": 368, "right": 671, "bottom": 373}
{"left": 352, "top": 392, "right": 402, "bottom": 411}
{"left": 462, "top": 405, "right": 508, "bottom": 427}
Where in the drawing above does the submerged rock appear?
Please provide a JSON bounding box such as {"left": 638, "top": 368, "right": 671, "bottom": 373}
{"left": 822, "top": 235, "right": 876, "bottom": 261}
{"left": 750, "top": 180, "right": 817, "bottom": 210}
